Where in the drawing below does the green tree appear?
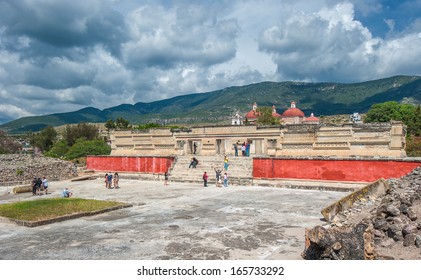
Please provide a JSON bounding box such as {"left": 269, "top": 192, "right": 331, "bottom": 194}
{"left": 105, "top": 119, "right": 116, "bottom": 131}
{"left": 256, "top": 107, "right": 279, "bottom": 125}
{"left": 63, "top": 123, "right": 99, "bottom": 146}
{"left": 115, "top": 117, "right": 130, "bottom": 129}
{"left": 365, "top": 101, "right": 421, "bottom": 136}
{"left": 29, "top": 126, "right": 57, "bottom": 151}
{"left": 44, "top": 140, "right": 70, "bottom": 158}
{"left": 65, "top": 139, "right": 111, "bottom": 160}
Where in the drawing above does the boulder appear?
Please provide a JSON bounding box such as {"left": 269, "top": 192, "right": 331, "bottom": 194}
{"left": 302, "top": 223, "right": 375, "bottom": 260}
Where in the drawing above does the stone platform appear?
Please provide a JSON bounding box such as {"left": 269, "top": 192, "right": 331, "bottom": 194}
{"left": 0, "top": 178, "right": 346, "bottom": 260}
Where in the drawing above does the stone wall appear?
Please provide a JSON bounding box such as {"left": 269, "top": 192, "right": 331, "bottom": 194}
{"left": 109, "top": 122, "right": 406, "bottom": 158}
{"left": 302, "top": 166, "right": 421, "bottom": 260}
{"left": 0, "top": 154, "right": 74, "bottom": 185}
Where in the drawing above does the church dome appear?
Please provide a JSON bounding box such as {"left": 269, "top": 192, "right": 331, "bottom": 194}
{"left": 245, "top": 102, "right": 260, "bottom": 120}
{"left": 303, "top": 113, "right": 319, "bottom": 123}
{"left": 271, "top": 105, "right": 281, "bottom": 118}
{"left": 282, "top": 102, "right": 305, "bottom": 117}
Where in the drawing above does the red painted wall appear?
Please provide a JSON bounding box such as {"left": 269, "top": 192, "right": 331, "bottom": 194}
{"left": 253, "top": 158, "right": 421, "bottom": 182}
{"left": 87, "top": 156, "right": 175, "bottom": 174}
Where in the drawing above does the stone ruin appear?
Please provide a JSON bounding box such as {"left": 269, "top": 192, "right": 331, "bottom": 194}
{"left": 302, "top": 167, "right": 421, "bottom": 260}
{"left": 0, "top": 154, "right": 75, "bottom": 185}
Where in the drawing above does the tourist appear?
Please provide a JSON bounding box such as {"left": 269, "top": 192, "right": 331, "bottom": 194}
{"left": 233, "top": 143, "right": 238, "bottom": 157}
{"left": 203, "top": 171, "right": 208, "bottom": 187}
{"left": 164, "top": 172, "right": 169, "bottom": 186}
{"left": 35, "top": 177, "right": 42, "bottom": 195}
{"left": 245, "top": 142, "right": 250, "bottom": 157}
{"left": 62, "top": 188, "right": 72, "bottom": 198}
{"left": 189, "top": 157, "right": 199, "bottom": 168}
{"left": 104, "top": 173, "right": 109, "bottom": 188}
{"left": 72, "top": 162, "right": 78, "bottom": 176}
{"left": 42, "top": 176, "right": 48, "bottom": 195}
{"left": 114, "top": 172, "right": 119, "bottom": 189}
{"left": 107, "top": 173, "right": 113, "bottom": 189}
{"left": 214, "top": 167, "right": 222, "bottom": 187}
{"left": 241, "top": 143, "right": 246, "bottom": 156}
{"left": 223, "top": 155, "right": 229, "bottom": 171}
{"left": 31, "top": 177, "right": 38, "bottom": 196}
{"left": 223, "top": 173, "right": 228, "bottom": 187}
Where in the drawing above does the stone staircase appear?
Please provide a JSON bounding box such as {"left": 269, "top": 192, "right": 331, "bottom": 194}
{"left": 169, "top": 155, "right": 254, "bottom": 186}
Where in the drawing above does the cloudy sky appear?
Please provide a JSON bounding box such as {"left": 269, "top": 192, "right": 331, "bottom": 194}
{"left": 1, "top": 0, "right": 421, "bottom": 124}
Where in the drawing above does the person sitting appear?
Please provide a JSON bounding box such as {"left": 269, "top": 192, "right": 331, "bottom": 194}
{"left": 62, "top": 188, "right": 73, "bottom": 198}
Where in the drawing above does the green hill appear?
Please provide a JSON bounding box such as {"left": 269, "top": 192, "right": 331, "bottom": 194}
{"left": 1, "top": 75, "right": 421, "bottom": 134}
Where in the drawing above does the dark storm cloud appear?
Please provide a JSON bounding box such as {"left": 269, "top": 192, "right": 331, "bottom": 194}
{"left": 0, "top": 0, "right": 128, "bottom": 55}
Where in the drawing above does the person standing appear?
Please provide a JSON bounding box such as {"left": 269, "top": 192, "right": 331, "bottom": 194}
{"left": 203, "top": 171, "right": 208, "bottom": 187}
{"left": 241, "top": 143, "right": 246, "bottom": 156}
{"left": 214, "top": 167, "right": 222, "bottom": 187}
{"left": 164, "top": 172, "right": 169, "bottom": 186}
{"left": 105, "top": 173, "right": 109, "bottom": 188}
{"left": 114, "top": 172, "right": 119, "bottom": 189}
{"left": 31, "top": 177, "right": 38, "bottom": 196}
{"left": 223, "top": 173, "right": 228, "bottom": 187}
{"left": 223, "top": 155, "right": 229, "bottom": 171}
{"left": 233, "top": 143, "right": 238, "bottom": 157}
{"left": 107, "top": 173, "right": 113, "bottom": 189}
{"left": 42, "top": 176, "right": 48, "bottom": 195}
{"left": 193, "top": 142, "right": 197, "bottom": 154}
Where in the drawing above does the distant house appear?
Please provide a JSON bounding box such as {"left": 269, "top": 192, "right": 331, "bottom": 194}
{"left": 350, "top": 113, "right": 362, "bottom": 123}
{"left": 231, "top": 112, "right": 243, "bottom": 125}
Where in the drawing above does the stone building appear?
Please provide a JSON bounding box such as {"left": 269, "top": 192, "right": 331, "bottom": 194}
{"left": 110, "top": 121, "right": 407, "bottom": 158}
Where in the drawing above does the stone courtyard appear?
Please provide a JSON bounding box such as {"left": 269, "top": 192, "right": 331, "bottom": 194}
{"left": 0, "top": 178, "right": 345, "bottom": 260}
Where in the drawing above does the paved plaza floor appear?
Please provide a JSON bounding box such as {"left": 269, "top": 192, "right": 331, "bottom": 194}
{"left": 0, "top": 178, "right": 346, "bottom": 260}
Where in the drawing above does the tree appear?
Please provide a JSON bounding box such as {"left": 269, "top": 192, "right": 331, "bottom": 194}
{"left": 44, "top": 140, "right": 69, "bottom": 158}
{"left": 365, "top": 102, "right": 421, "bottom": 136}
{"left": 115, "top": 117, "right": 130, "bottom": 129}
{"left": 256, "top": 107, "right": 279, "bottom": 125}
{"left": 105, "top": 119, "right": 116, "bottom": 131}
{"left": 29, "top": 126, "right": 57, "bottom": 151}
{"left": 63, "top": 123, "right": 99, "bottom": 146}
{"left": 65, "top": 138, "right": 111, "bottom": 160}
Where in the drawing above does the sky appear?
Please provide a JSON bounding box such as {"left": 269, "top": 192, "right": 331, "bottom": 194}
{"left": 0, "top": 0, "right": 421, "bottom": 124}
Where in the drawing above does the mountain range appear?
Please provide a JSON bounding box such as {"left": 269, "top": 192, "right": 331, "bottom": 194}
{"left": 1, "top": 75, "right": 421, "bottom": 134}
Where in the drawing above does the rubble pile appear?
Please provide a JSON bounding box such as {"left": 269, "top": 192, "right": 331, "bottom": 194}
{"left": 0, "top": 154, "right": 75, "bottom": 184}
{"left": 303, "top": 166, "right": 421, "bottom": 260}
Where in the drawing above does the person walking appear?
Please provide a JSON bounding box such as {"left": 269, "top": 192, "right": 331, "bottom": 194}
{"left": 203, "top": 171, "right": 208, "bottom": 187}
{"left": 223, "top": 173, "right": 228, "bottom": 187}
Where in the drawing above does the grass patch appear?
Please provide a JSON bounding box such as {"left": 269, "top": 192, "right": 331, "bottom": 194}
{"left": 0, "top": 198, "right": 127, "bottom": 222}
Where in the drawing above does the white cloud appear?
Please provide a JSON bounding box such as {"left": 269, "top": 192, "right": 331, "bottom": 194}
{"left": 258, "top": 2, "right": 421, "bottom": 82}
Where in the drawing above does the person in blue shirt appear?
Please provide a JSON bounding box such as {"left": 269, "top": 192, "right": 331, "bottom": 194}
{"left": 62, "top": 188, "right": 72, "bottom": 198}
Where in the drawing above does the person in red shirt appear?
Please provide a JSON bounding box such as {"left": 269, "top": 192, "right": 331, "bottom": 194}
{"left": 203, "top": 171, "right": 208, "bottom": 187}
